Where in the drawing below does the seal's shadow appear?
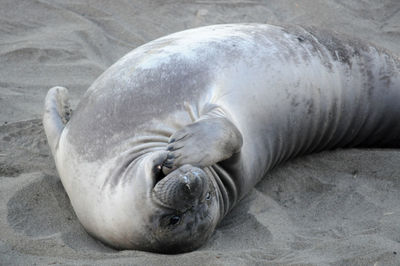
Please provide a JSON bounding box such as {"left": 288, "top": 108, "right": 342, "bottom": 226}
{"left": 3, "top": 120, "right": 114, "bottom": 253}
{"left": 7, "top": 173, "right": 115, "bottom": 252}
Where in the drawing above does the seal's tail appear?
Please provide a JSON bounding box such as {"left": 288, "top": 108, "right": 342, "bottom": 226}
{"left": 43, "top": 86, "right": 72, "bottom": 155}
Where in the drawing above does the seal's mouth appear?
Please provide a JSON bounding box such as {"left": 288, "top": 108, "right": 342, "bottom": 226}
{"left": 153, "top": 163, "right": 166, "bottom": 185}
{"left": 150, "top": 153, "right": 170, "bottom": 187}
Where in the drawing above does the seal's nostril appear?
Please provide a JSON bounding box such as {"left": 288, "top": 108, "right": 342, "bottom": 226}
{"left": 205, "top": 192, "right": 211, "bottom": 201}
{"left": 185, "top": 183, "right": 191, "bottom": 192}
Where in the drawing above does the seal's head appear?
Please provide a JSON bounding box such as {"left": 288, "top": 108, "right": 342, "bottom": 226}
{"left": 149, "top": 161, "right": 219, "bottom": 253}
{"left": 96, "top": 151, "right": 221, "bottom": 253}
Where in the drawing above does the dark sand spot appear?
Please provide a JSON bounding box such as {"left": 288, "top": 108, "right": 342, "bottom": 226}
{"left": 0, "top": 162, "right": 21, "bottom": 177}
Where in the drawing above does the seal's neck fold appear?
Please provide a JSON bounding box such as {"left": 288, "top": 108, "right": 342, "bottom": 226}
{"left": 206, "top": 165, "right": 238, "bottom": 219}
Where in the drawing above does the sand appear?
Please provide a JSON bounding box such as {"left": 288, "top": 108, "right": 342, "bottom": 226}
{"left": 1, "top": 0, "right": 400, "bottom": 265}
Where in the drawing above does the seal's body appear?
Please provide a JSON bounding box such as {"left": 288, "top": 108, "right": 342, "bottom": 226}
{"left": 43, "top": 24, "right": 400, "bottom": 253}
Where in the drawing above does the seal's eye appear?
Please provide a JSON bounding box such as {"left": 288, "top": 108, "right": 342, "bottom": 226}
{"left": 169, "top": 215, "right": 181, "bottom": 226}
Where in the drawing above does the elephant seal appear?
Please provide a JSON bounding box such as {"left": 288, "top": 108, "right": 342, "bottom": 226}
{"left": 43, "top": 24, "right": 400, "bottom": 253}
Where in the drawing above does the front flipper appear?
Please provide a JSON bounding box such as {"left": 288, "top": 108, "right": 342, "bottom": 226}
{"left": 43, "top": 86, "right": 72, "bottom": 155}
{"left": 164, "top": 117, "right": 243, "bottom": 170}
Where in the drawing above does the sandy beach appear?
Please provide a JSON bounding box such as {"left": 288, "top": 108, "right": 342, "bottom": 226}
{"left": 1, "top": 0, "right": 400, "bottom": 265}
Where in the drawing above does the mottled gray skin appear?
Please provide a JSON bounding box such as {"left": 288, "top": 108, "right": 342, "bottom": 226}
{"left": 43, "top": 24, "right": 400, "bottom": 253}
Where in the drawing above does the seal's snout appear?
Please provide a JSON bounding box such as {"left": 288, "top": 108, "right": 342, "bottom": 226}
{"left": 152, "top": 165, "right": 208, "bottom": 211}
{"left": 180, "top": 170, "right": 204, "bottom": 201}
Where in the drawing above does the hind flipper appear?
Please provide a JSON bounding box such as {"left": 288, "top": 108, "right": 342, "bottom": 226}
{"left": 43, "top": 86, "right": 72, "bottom": 155}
